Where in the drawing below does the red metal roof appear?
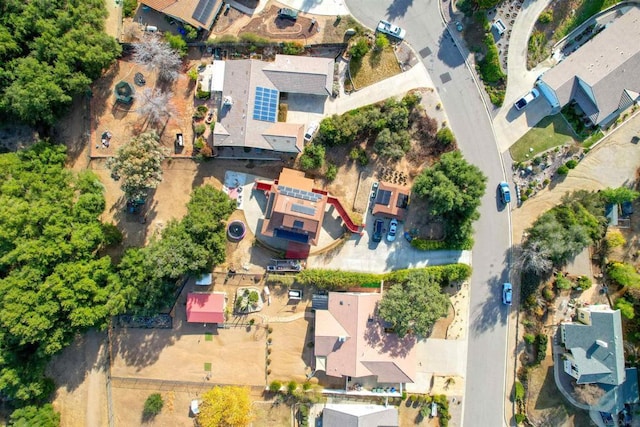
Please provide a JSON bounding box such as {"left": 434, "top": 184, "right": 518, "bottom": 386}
{"left": 186, "top": 292, "right": 225, "bottom": 323}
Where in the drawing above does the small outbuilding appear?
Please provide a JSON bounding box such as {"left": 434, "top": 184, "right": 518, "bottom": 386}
{"left": 186, "top": 292, "right": 226, "bottom": 324}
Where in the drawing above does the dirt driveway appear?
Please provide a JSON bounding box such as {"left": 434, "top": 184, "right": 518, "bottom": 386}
{"left": 512, "top": 112, "right": 640, "bottom": 243}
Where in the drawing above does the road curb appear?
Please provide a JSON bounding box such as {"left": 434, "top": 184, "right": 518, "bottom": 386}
{"left": 436, "top": 3, "right": 515, "bottom": 427}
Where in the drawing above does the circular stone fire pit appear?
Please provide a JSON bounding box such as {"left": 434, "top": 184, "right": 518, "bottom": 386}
{"left": 227, "top": 220, "right": 246, "bottom": 240}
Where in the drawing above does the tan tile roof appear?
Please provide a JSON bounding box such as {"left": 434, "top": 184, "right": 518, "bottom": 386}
{"left": 371, "top": 181, "right": 410, "bottom": 220}
{"left": 314, "top": 292, "right": 417, "bottom": 383}
{"left": 140, "top": 0, "right": 221, "bottom": 30}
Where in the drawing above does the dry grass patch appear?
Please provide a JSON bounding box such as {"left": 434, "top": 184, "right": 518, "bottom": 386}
{"left": 251, "top": 402, "right": 291, "bottom": 427}
{"left": 350, "top": 47, "right": 401, "bottom": 89}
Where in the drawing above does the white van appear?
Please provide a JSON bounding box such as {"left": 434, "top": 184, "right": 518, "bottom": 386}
{"left": 492, "top": 19, "right": 506, "bottom": 36}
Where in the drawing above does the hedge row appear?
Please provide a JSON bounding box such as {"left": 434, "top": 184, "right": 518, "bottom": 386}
{"left": 296, "top": 264, "right": 471, "bottom": 290}
{"left": 411, "top": 238, "right": 449, "bottom": 251}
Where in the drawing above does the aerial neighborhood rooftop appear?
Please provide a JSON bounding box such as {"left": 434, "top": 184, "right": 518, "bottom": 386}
{"left": 3, "top": 0, "right": 640, "bottom": 427}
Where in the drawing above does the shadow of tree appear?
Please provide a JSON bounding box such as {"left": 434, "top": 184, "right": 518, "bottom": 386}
{"left": 386, "top": 0, "right": 414, "bottom": 20}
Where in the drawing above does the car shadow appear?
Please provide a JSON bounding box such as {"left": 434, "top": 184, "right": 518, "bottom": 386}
{"left": 496, "top": 185, "right": 506, "bottom": 212}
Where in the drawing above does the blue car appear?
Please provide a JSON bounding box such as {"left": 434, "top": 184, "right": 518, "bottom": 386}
{"left": 499, "top": 181, "right": 511, "bottom": 204}
{"left": 502, "top": 283, "right": 512, "bottom": 305}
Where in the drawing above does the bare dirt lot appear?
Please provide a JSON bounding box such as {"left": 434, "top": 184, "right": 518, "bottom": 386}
{"left": 90, "top": 58, "right": 198, "bottom": 159}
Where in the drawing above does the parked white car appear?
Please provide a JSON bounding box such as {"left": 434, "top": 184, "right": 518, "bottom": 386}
{"left": 304, "top": 122, "right": 319, "bottom": 142}
{"left": 514, "top": 88, "right": 540, "bottom": 111}
{"left": 387, "top": 218, "right": 398, "bottom": 242}
{"left": 377, "top": 20, "right": 406, "bottom": 40}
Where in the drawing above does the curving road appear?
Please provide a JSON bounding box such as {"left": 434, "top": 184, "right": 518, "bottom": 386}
{"left": 344, "top": 0, "right": 513, "bottom": 425}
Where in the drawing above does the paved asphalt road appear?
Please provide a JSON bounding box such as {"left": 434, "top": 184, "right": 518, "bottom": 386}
{"left": 345, "top": 0, "right": 513, "bottom": 425}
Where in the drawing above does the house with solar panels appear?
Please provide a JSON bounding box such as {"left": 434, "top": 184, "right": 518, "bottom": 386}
{"left": 139, "top": 0, "right": 222, "bottom": 31}
{"left": 255, "top": 168, "right": 362, "bottom": 253}
{"left": 260, "top": 168, "right": 328, "bottom": 246}
{"left": 371, "top": 181, "right": 410, "bottom": 221}
{"left": 204, "top": 54, "right": 334, "bottom": 159}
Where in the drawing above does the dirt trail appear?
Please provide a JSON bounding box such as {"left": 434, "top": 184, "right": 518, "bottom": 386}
{"left": 512, "top": 114, "right": 640, "bottom": 243}
{"left": 48, "top": 330, "right": 109, "bottom": 427}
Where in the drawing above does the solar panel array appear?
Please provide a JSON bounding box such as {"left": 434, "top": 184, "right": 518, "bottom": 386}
{"left": 253, "top": 87, "right": 278, "bottom": 122}
{"left": 277, "top": 185, "right": 322, "bottom": 202}
{"left": 375, "top": 189, "right": 392, "bottom": 206}
{"left": 192, "top": 0, "right": 215, "bottom": 25}
{"left": 291, "top": 203, "right": 316, "bottom": 216}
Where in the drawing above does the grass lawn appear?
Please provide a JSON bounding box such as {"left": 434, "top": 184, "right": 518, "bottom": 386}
{"left": 581, "top": 129, "right": 604, "bottom": 148}
{"left": 349, "top": 47, "right": 401, "bottom": 89}
{"left": 555, "top": 0, "right": 623, "bottom": 40}
{"left": 204, "top": 362, "right": 212, "bottom": 371}
{"left": 510, "top": 114, "right": 576, "bottom": 162}
{"left": 204, "top": 332, "right": 213, "bottom": 341}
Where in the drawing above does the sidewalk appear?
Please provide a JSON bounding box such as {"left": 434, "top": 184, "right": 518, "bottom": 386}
{"left": 324, "top": 62, "right": 435, "bottom": 116}
{"left": 273, "top": 0, "right": 350, "bottom": 16}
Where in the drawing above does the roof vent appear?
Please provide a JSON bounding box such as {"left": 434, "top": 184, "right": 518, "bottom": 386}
{"left": 596, "top": 339, "right": 608, "bottom": 348}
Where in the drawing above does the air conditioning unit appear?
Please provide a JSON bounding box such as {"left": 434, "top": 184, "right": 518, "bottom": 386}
{"left": 338, "top": 336, "right": 346, "bottom": 342}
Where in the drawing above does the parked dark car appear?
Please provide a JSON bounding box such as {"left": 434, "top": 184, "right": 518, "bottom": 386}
{"left": 277, "top": 8, "right": 298, "bottom": 21}
{"left": 372, "top": 219, "right": 384, "bottom": 243}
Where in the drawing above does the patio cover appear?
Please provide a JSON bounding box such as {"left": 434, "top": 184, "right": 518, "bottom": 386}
{"left": 186, "top": 292, "right": 225, "bottom": 323}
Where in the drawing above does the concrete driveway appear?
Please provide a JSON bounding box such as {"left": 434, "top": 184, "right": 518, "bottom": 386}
{"left": 492, "top": 0, "right": 553, "bottom": 152}
{"left": 307, "top": 210, "right": 471, "bottom": 273}
{"left": 494, "top": 95, "right": 553, "bottom": 152}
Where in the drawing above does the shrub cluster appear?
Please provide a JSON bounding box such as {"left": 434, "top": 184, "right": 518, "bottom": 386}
{"left": 297, "top": 264, "right": 471, "bottom": 290}
{"left": 534, "top": 334, "right": 548, "bottom": 365}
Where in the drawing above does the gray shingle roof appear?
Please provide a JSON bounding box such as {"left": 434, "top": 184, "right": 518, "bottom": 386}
{"left": 212, "top": 55, "right": 333, "bottom": 152}
{"left": 596, "top": 368, "right": 640, "bottom": 413}
{"left": 263, "top": 55, "right": 333, "bottom": 95}
{"left": 562, "top": 309, "right": 625, "bottom": 386}
{"left": 539, "top": 7, "right": 640, "bottom": 125}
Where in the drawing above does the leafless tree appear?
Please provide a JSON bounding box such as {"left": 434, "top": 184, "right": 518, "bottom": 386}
{"left": 133, "top": 35, "right": 182, "bottom": 83}
{"left": 137, "top": 88, "right": 176, "bottom": 126}
{"left": 573, "top": 383, "right": 605, "bottom": 406}
{"left": 514, "top": 240, "right": 553, "bottom": 276}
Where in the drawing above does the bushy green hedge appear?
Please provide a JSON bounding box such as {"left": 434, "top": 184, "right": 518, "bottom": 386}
{"left": 514, "top": 381, "right": 525, "bottom": 402}
{"left": 411, "top": 238, "right": 448, "bottom": 251}
{"left": 297, "top": 264, "right": 471, "bottom": 290}
{"left": 477, "top": 35, "right": 505, "bottom": 84}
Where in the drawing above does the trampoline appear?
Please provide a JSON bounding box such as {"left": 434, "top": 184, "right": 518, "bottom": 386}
{"left": 227, "top": 220, "right": 247, "bottom": 240}
{"left": 114, "top": 81, "right": 134, "bottom": 104}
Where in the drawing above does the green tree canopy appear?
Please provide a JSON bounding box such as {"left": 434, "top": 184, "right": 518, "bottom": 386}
{"left": 120, "top": 185, "right": 234, "bottom": 314}
{"left": 615, "top": 298, "right": 635, "bottom": 320}
{"left": 413, "top": 151, "right": 486, "bottom": 218}
{"left": 412, "top": 151, "right": 487, "bottom": 248}
{"left": 378, "top": 271, "right": 450, "bottom": 338}
{"left": 601, "top": 187, "right": 640, "bottom": 205}
{"left": 0, "top": 143, "right": 129, "bottom": 403}
{"left": 9, "top": 404, "right": 60, "bottom": 427}
{"left": 0, "top": 0, "right": 121, "bottom": 125}
{"left": 106, "top": 131, "right": 169, "bottom": 201}
{"left": 522, "top": 190, "right": 606, "bottom": 269}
